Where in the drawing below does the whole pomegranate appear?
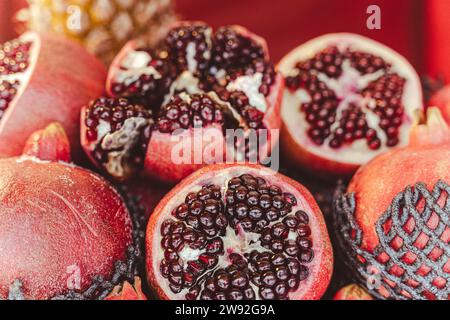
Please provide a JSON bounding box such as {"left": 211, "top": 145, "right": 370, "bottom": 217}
{"left": 334, "top": 108, "right": 450, "bottom": 300}
{"left": 429, "top": 84, "right": 450, "bottom": 125}
{"left": 333, "top": 284, "right": 373, "bottom": 300}
{"left": 0, "top": 31, "right": 106, "bottom": 162}
{"left": 81, "top": 21, "right": 283, "bottom": 183}
{"left": 278, "top": 33, "right": 423, "bottom": 178}
{"left": 0, "top": 123, "right": 135, "bottom": 300}
{"left": 146, "top": 163, "right": 333, "bottom": 300}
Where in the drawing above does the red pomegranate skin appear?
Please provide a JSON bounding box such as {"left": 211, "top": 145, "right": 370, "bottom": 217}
{"left": 0, "top": 157, "right": 132, "bottom": 299}
{"left": 348, "top": 143, "right": 450, "bottom": 252}
{"left": 0, "top": 32, "right": 106, "bottom": 163}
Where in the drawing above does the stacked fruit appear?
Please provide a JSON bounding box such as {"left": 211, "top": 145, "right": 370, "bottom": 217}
{"left": 0, "top": 14, "right": 449, "bottom": 300}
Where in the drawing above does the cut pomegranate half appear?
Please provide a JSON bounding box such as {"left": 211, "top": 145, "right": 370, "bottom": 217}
{"left": 0, "top": 32, "right": 106, "bottom": 162}
{"left": 278, "top": 33, "right": 423, "bottom": 177}
{"left": 82, "top": 21, "right": 283, "bottom": 183}
{"left": 146, "top": 163, "right": 333, "bottom": 300}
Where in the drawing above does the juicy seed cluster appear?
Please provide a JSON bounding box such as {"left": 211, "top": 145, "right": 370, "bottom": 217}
{"left": 159, "top": 173, "right": 314, "bottom": 300}
{"left": 197, "top": 254, "right": 255, "bottom": 300}
{"left": 247, "top": 250, "right": 309, "bottom": 300}
{"left": 0, "top": 40, "right": 31, "bottom": 75}
{"left": 328, "top": 104, "right": 381, "bottom": 150}
{"left": 0, "top": 80, "right": 19, "bottom": 119}
{"left": 85, "top": 97, "right": 153, "bottom": 165}
{"left": 172, "top": 184, "right": 228, "bottom": 238}
{"left": 156, "top": 93, "right": 237, "bottom": 133}
{"left": 225, "top": 174, "right": 296, "bottom": 232}
{"left": 296, "top": 46, "right": 343, "bottom": 79}
{"left": 211, "top": 27, "right": 265, "bottom": 72}
{"left": 285, "top": 46, "right": 407, "bottom": 150}
{"left": 287, "top": 73, "right": 338, "bottom": 145}
{"left": 160, "top": 219, "right": 223, "bottom": 294}
{"left": 110, "top": 49, "right": 176, "bottom": 108}
{"left": 347, "top": 50, "right": 390, "bottom": 75}
{"left": 0, "top": 40, "right": 31, "bottom": 121}
{"left": 259, "top": 211, "right": 314, "bottom": 264}
{"left": 363, "top": 74, "right": 406, "bottom": 147}
{"left": 165, "top": 23, "right": 212, "bottom": 73}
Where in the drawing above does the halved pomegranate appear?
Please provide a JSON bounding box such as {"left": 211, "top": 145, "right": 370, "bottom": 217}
{"left": 81, "top": 21, "right": 283, "bottom": 183}
{"left": 278, "top": 33, "right": 423, "bottom": 177}
{"left": 0, "top": 32, "right": 106, "bottom": 162}
{"left": 146, "top": 164, "right": 333, "bottom": 300}
{"left": 334, "top": 108, "right": 450, "bottom": 300}
{"left": 0, "top": 123, "right": 136, "bottom": 300}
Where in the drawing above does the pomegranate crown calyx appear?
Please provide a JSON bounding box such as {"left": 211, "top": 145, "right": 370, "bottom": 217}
{"left": 409, "top": 107, "right": 450, "bottom": 148}
{"left": 22, "top": 122, "right": 72, "bottom": 163}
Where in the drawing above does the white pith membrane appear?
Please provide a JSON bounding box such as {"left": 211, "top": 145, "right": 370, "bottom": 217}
{"left": 151, "top": 167, "right": 321, "bottom": 300}
{"left": 115, "top": 49, "right": 162, "bottom": 87}
{"left": 0, "top": 33, "right": 38, "bottom": 120}
{"left": 278, "top": 33, "right": 422, "bottom": 165}
{"left": 94, "top": 117, "right": 150, "bottom": 179}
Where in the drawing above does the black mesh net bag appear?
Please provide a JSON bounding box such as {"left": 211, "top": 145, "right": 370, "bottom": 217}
{"left": 333, "top": 180, "right": 450, "bottom": 300}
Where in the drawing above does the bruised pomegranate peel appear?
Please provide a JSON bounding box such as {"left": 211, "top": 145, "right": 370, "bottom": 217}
{"left": 146, "top": 163, "right": 333, "bottom": 300}
{"left": 278, "top": 33, "right": 422, "bottom": 177}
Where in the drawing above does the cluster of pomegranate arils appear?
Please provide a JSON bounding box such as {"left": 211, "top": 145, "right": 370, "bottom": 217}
{"left": 0, "top": 40, "right": 31, "bottom": 119}
{"left": 285, "top": 46, "right": 406, "bottom": 150}
{"left": 157, "top": 173, "right": 315, "bottom": 300}
{"left": 83, "top": 22, "right": 279, "bottom": 181}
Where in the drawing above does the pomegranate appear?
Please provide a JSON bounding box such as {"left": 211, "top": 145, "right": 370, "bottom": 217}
{"left": 81, "top": 21, "right": 283, "bottom": 183}
{"left": 278, "top": 33, "right": 423, "bottom": 177}
{"left": 146, "top": 163, "right": 333, "bottom": 300}
{"left": 0, "top": 31, "right": 106, "bottom": 162}
{"left": 333, "top": 284, "right": 373, "bottom": 300}
{"left": 429, "top": 84, "right": 450, "bottom": 126}
{"left": 334, "top": 108, "right": 450, "bottom": 300}
{"left": 0, "top": 124, "right": 137, "bottom": 300}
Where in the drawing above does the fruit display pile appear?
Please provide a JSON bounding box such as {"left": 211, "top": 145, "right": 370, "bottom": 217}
{"left": 0, "top": 8, "right": 449, "bottom": 301}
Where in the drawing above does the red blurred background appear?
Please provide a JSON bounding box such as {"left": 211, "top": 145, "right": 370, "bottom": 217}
{"left": 1, "top": 0, "right": 449, "bottom": 80}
